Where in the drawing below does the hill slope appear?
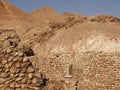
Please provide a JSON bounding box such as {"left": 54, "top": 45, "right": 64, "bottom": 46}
{"left": 0, "top": 0, "right": 42, "bottom": 37}
{"left": 30, "top": 6, "right": 64, "bottom": 24}
{"left": 23, "top": 14, "right": 120, "bottom": 53}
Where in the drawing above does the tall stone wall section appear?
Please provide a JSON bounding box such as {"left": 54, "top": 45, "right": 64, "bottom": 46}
{"left": 0, "top": 29, "right": 42, "bottom": 90}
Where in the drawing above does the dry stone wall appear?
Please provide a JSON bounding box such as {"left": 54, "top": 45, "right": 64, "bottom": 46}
{"left": 84, "top": 52, "right": 120, "bottom": 90}
{"left": 0, "top": 29, "right": 44, "bottom": 90}
{"left": 34, "top": 52, "right": 120, "bottom": 90}
{"left": 0, "top": 51, "right": 41, "bottom": 90}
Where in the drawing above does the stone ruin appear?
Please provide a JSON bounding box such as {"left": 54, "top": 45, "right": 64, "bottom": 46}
{"left": 0, "top": 29, "right": 47, "bottom": 90}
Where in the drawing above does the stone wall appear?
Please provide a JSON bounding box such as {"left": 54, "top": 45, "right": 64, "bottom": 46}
{"left": 34, "top": 52, "right": 120, "bottom": 90}
{"left": 84, "top": 52, "right": 120, "bottom": 90}
{"left": 0, "top": 29, "right": 44, "bottom": 90}
{"left": 0, "top": 51, "right": 41, "bottom": 90}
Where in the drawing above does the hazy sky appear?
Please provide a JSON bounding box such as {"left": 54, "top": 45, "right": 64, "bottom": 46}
{"left": 9, "top": 0, "right": 120, "bottom": 17}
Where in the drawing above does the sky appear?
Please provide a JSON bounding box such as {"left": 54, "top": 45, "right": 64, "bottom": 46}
{"left": 9, "top": 0, "right": 120, "bottom": 17}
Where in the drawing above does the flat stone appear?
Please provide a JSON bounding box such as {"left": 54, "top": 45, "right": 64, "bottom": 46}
{"left": 21, "top": 84, "right": 25, "bottom": 88}
{"left": 64, "top": 74, "right": 72, "bottom": 78}
{"left": 21, "top": 68, "right": 26, "bottom": 73}
{"left": 18, "top": 52, "right": 24, "bottom": 57}
{"left": 21, "top": 62, "right": 30, "bottom": 68}
{"left": 27, "top": 67, "right": 34, "bottom": 73}
{"left": 19, "top": 73, "right": 25, "bottom": 77}
{"left": 8, "top": 63, "right": 12, "bottom": 67}
{"left": 2, "top": 59, "right": 7, "bottom": 64}
{"left": 28, "top": 73, "right": 33, "bottom": 79}
{"left": 21, "top": 78, "right": 27, "bottom": 84}
{"left": 16, "top": 77, "right": 22, "bottom": 81}
{"left": 14, "top": 52, "right": 19, "bottom": 57}
{"left": 4, "top": 64, "right": 10, "bottom": 68}
{"left": 10, "top": 74, "right": 14, "bottom": 77}
{"left": 13, "top": 58, "right": 18, "bottom": 62}
{"left": 33, "top": 87, "right": 39, "bottom": 90}
{"left": 1, "top": 71, "right": 10, "bottom": 78}
{"left": 15, "top": 61, "right": 21, "bottom": 68}
{"left": 5, "top": 69, "right": 10, "bottom": 73}
{"left": 0, "top": 64, "right": 3, "bottom": 68}
{"left": 6, "top": 48, "right": 12, "bottom": 53}
{"left": 10, "top": 66, "right": 17, "bottom": 73}
{"left": 32, "top": 78, "right": 37, "bottom": 84}
{"left": 15, "top": 88, "right": 21, "bottom": 90}
{"left": 10, "top": 83, "right": 15, "bottom": 88}
{"left": 14, "top": 74, "right": 19, "bottom": 78}
{"left": 23, "top": 57, "right": 29, "bottom": 62}
{"left": 0, "top": 78, "right": 5, "bottom": 83}
{"left": 27, "top": 79, "right": 32, "bottom": 84}
{"left": 15, "top": 84, "right": 20, "bottom": 88}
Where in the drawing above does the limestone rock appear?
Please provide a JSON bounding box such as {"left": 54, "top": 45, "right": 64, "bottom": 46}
{"left": 2, "top": 59, "right": 7, "bottom": 64}
{"left": 10, "top": 66, "right": 17, "bottom": 73}
{"left": 28, "top": 73, "right": 33, "bottom": 79}
{"left": 32, "top": 78, "right": 37, "bottom": 84}
{"left": 18, "top": 52, "right": 24, "bottom": 57}
{"left": 21, "top": 78, "right": 27, "bottom": 84}
{"left": 0, "top": 73, "right": 9, "bottom": 78}
{"left": 15, "top": 61, "right": 21, "bottom": 68}
{"left": 10, "top": 83, "right": 15, "bottom": 88}
{"left": 23, "top": 57, "right": 29, "bottom": 62}
{"left": 15, "top": 84, "right": 20, "bottom": 88}
{"left": 20, "top": 68, "right": 26, "bottom": 73}
{"left": 27, "top": 66, "right": 34, "bottom": 73}
{"left": 0, "top": 78, "right": 5, "bottom": 83}
{"left": 19, "top": 73, "right": 25, "bottom": 77}
{"left": 16, "top": 77, "right": 22, "bottom": 81}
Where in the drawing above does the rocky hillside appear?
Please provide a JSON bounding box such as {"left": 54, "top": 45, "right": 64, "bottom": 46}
{"left": 24, "top": 9, "right": 120, "bottom": 54}
{"left": 24, "top": 18, "right": 120, "bottom": 54}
